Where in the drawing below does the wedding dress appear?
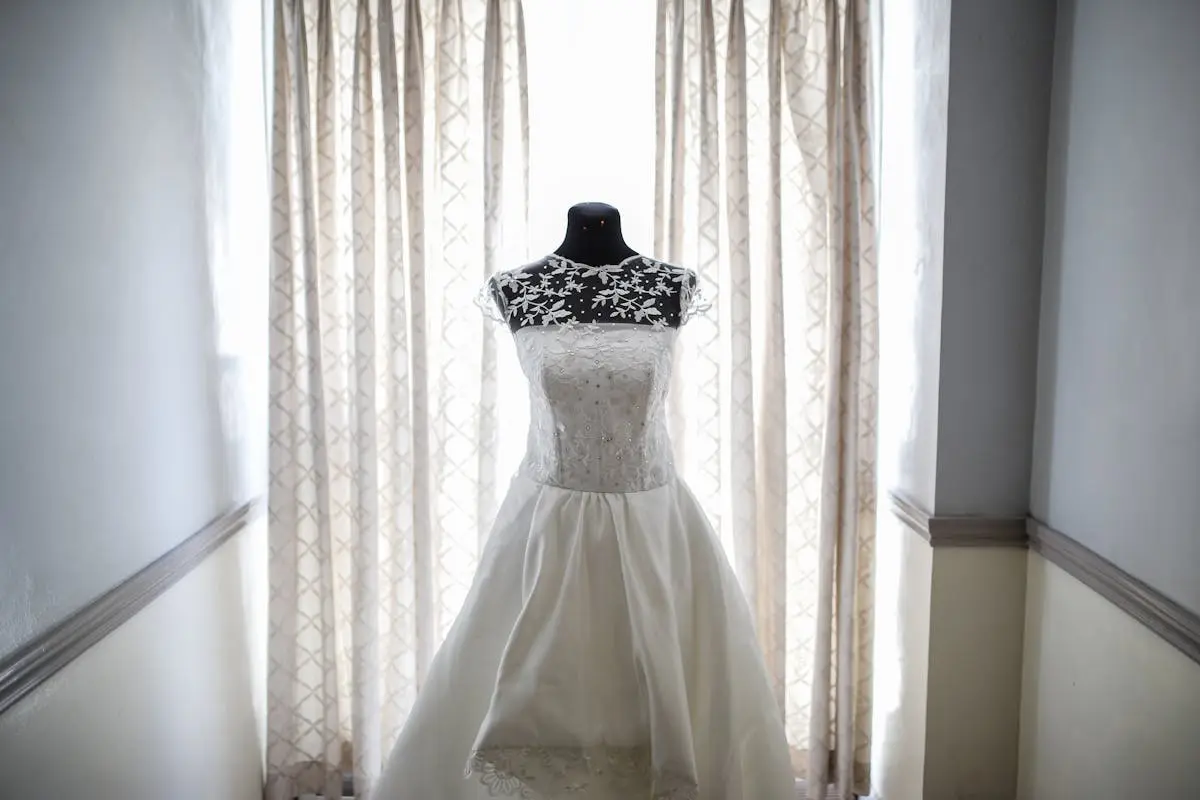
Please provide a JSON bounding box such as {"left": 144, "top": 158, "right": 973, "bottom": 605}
{"left": 373, "top": 257, "right": 796, "bottom": 799}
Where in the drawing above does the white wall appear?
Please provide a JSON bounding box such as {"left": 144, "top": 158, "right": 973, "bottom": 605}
{"left": 0, "top": 519, "right": 269, "bottom": 800}
{"left": 0, "top": 0, "right": 269, "bottom": 795}
{"left": 1030, "top": 0, "right": 1200, "bottom": 612}
{"left": 1018, "top": 555, "right": 1200, "bottom": 798}
{"left": 0, "top": 0, "right": 229, "bottom": 654}
{"left": 877, "top": 0, "right": 1199, "bottom": 796}
{"left": 1020, "top": 1, "right": 1200, "bottom": 794}
{"left": 924, "top": 548, "right": 1027, "bottom": 800}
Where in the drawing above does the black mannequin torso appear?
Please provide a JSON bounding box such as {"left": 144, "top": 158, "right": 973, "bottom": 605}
{"left": 489, "top": 203, "right": 698, "bottom": 331}
{"left": 552, "top": 202, "right": 639, "bottom": 266}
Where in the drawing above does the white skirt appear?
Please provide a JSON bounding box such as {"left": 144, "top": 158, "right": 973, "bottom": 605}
{"left": 372, "top": 475, "right": 796, "bottom": 800}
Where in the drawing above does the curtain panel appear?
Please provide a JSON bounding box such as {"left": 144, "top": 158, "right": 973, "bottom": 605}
{"left": 266, "top": 0, "right": 528, "bottom": 796}
{"left": 653, "top": 0, "right": 877, "bottom": 794}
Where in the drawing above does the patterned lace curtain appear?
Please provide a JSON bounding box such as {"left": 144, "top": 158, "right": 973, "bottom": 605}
{"left": 265, "top": 0, "right": 528, "bottom": 796}
{"left": 653, "top": 0, "right": 877, "bottom": 795}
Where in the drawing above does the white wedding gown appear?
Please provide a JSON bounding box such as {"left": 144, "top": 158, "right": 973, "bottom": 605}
{"left": 373, "top": 266, "right": 796, "bottom": 799}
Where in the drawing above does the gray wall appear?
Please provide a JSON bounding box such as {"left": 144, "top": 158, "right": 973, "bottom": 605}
{"left": 933, "top": 0, "right": 1057, "bottom": 516}
{"left": 0, "top": 0, "right": 232, "bottom": 656}
{"left": 1031, "top": 0, "right": 1200, "bottom": 612}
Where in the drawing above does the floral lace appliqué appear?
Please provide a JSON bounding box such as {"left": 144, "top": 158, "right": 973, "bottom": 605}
{"left": 476, "top": 255, "right": 711, "bottom": 329}
{"left": 465, "top": 745, "right": 699, "bottom": 799}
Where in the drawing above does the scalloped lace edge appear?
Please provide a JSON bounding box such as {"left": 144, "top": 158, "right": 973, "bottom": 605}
{"left": 465, "top": 745, "right": 699, "bottom": 799}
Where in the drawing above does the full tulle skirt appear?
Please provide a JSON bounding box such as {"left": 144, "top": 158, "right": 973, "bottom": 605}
{"left": 372, "top": 475, "right": 796, "bottom": 799}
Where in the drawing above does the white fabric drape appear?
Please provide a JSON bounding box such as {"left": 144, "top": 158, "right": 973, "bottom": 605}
{"left": 653, "top": 0, "right": 877, "bottom": 795}
{"left": 265, "top": 0, "right": 528, "bottom": 796}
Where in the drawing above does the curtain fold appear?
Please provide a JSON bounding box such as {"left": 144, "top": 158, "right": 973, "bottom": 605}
{"left": 266, "top": 0, "right": 528, "bottom": 796}
{"left": 269, "top": 0, "right": 875, "bottom": 796}
{"left": 653, "top": 0, "right": 877, "bottom": 795}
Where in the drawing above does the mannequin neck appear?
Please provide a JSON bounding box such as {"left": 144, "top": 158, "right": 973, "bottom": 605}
{"left": 553, "top": 202, "right": 639, "bottom": 266}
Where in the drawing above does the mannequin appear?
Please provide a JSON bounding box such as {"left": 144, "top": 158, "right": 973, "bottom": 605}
{"left": 489, "top": 202, "right": 698, "bottom": 331}
{"left": 553, "top": 202, "right": 639, "bottom": 266}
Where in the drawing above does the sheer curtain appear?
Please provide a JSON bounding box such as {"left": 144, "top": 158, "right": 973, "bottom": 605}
{"left": 266, "top": 0, "right": 529, "bottom": 796}
{"left": 267, "top": 0, "right": 876, "bottom": 796}
{"left": 652, "top": 0, "right": 877, "bottom": 794}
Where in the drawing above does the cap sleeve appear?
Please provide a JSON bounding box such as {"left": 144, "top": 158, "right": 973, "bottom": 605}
{"left": 679, "top": 268, "right": 713, "bottom": 325}
{"left": 475, "top": 274, "right": 509, "bottom": 324}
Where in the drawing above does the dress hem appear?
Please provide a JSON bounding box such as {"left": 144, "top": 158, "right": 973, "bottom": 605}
{"left": 464, "top": 745, "right": 699, "bottom": 800}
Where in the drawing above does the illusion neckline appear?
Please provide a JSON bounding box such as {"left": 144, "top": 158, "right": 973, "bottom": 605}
{"left": 547, "top": 253, "right": 652, "bottom": 270}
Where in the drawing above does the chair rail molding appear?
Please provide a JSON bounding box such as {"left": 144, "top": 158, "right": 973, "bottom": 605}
{"left": 0, "top": 499, "right": 262, "bottom": 716}
{"left": 887, "top": 489, "right": 1200, "bottom": 667}
{"left": 888, "top": 491, "right": 1028, "bottom": 548}
{"left": 1027, "top": 517, "right": 1200, "bottom": 667}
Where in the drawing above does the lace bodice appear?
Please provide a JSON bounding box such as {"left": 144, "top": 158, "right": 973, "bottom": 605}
{"left": 513, "top": 324, "right": 676, "bottom": 492}
{"left": 481, "top": 257, "right": 710, "bottom": 493}
{"left": 481, "top": 254, "right": 707, "bottom": 330}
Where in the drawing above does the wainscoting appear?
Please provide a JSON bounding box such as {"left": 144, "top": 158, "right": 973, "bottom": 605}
{"left": 1018, "top": 553, "right": 1200, "bottom": 798}
{"left": 887, "top": 492, "right": 1200, "bottom": 799}
{"left": 890, "top": 491, "right": 1200, "bottom": 669}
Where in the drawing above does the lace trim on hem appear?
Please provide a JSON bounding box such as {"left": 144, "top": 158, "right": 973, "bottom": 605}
{"left": 465, "top": 745, "right": 699, "bottom": 800}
